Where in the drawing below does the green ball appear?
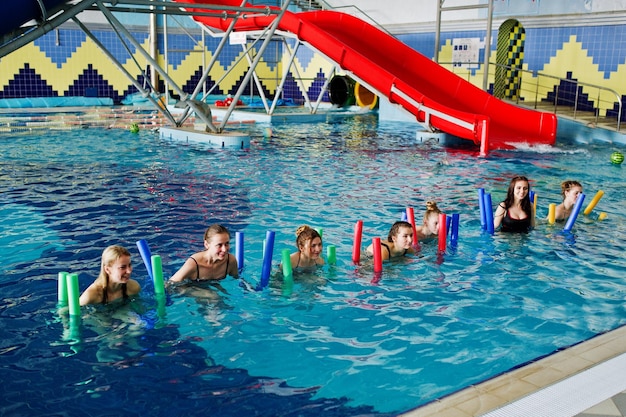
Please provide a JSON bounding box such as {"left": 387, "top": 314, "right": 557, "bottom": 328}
{"left": 610, "top": 151, "right": 624, "bottom": 165}
{"left": 130, "top": 123, "right": 139, "bottom": 134}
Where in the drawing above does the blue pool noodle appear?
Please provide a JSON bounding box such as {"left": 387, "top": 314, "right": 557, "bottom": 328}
{"left": 136, "top": 239, "right": 154, "bottom": 280}
{"left": 451, "top": 213, "right": 460, "bottom": 245}
{"left": 484, "top": 193, "right": 494, "bottom": 234}
{"left": 260, "top": 230, "right": 275, "bottom": 288}
{"left": 478, "top": 188, "right": 486, "bottom": 230}
{"left": 564, "top": 193, "right": 586, "bottom": 232}
{"left": 236, "top": 232, "right": 244, "bottom": 271}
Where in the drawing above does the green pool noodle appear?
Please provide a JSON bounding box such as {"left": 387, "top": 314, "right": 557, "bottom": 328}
{"left": 281, "top": 249, "right": 293, "bottom": 284}
{"left": 151, "top": 255, "right": 165, "bottom": 295}
{"left": 57, "top": 271, "right": 69, "bottom": 306}
{"left": 66, "top": 273, "right": 80, "bottom": 316}
{"left": 327, "top": 245, "right": 336, "bottom": 265}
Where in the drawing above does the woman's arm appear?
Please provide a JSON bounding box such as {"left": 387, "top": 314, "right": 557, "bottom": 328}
{"left": 493, "top": 202, "right": 506, "bottom": 229}
{"left": 169, "top": 258, "right": 195, "bottom": 283}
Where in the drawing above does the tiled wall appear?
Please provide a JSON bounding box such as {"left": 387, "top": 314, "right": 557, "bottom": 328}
{"left": 1, "top": 18, "right": 625, "bottom": 120}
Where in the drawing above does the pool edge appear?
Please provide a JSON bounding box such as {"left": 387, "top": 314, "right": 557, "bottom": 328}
{"left": 400, "top": 324, "right": 626, "bottom": 417}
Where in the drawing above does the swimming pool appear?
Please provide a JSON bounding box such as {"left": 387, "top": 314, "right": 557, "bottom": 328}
{"left": 1, "top": 114, "right": 625, "bottom": 416}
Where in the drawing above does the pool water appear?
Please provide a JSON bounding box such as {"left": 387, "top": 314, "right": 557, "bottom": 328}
{"left": 1, "top": 115, "right": 626, "bottom": 416}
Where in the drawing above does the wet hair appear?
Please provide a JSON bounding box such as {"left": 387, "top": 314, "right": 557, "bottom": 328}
{"left": 204, "top": 224, "right": 231, "bottom": 242}
{"left": 560, "top": 180, "right": 582, "bottom": 199}
{"left": 387, "top": 221, "right": 414, "bottom": 241}
{"left": 502, "top": 175, "right": 532, "bottom": 216}
{"left": 423, "top": 201, "right": 442, "bottom": 222}
{"left": 96, "top": 245, "right": 131, "bottom": 289}
{"left": 295, "top": 225, "right": 322, "bottom": 250}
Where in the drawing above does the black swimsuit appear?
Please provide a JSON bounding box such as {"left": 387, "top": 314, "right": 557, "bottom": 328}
{"left": 501, "top": 210, "right": 531, "bottom": 233}
{"left": 102, "top": 283, "right": 128, "bottom": 305}
{"left": 189, "top": 256, "right": 230, "bottom": 280}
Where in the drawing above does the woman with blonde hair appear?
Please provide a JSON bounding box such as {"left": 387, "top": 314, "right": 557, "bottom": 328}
{"left": 415, "top": 201, "right": 443, "bottom": 240}
{"left": 79, "top": 245, "right": 141, "bottom": 306}
{"left": 551, "top": 180, "right": 583, "bottom": 221}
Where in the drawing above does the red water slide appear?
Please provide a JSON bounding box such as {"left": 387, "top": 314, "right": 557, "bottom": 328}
{"left": 178, "top": 0, "right": 557, "bottom": 151}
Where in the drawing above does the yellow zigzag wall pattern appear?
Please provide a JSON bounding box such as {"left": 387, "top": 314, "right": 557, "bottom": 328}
{"left": 439, "top": 35, "right": 626, "bottom": 116}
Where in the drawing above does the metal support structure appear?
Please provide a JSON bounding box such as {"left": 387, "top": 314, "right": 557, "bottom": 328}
{"left": 434, "top": 0, "right": 493, "bottom": 91}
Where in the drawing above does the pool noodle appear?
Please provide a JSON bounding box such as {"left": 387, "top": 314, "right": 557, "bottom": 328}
{"left": 372, "top": 237, "right": 383, "bottom": 273}
{"left": 548, "top": 203, "right": 556, "bottom": 224}
{"left": 327, "top": 245, "right": 336, "bottom": 265}
{"left": 564, "top": 193, "right": 586, "bottom": 232}
{"left": 446, "top": 215, "right": 452, "bottom": 237}
{"left": 451, "top": 213, "right": 460, "bottom": 245}
{"left": 316, "top": 227, "right": 323, "bottom": 238}
{"left": 583, "top": 190, "right": 604, "bottom": 215}
{"left": 406, "top": 207, "right": 418, "bottom": 246}
{"left": 401, "top": 211, "right": 408, "bottom": 222}
{"left": 235, "top": 232, "right": 244, "bottom": 271}
{"left": 484, "top": 192, "right": 494, "bottom": 234}
{"left": 66, "top": 273, "right": 80, "bottom": 316}
{"left": 352, "top": 220, "right": 363, "bottom": 264}
{"left": 151, "top": 255, "right": 165, "bottom": 295}
{"left": 598, "top": 212, "right": 607, "bottom": 221}
{"left": 260, "top": 230, "right": 275, "bottom": 288}
{"left": 281, "top": 249, "right": 293, "bottom": 284}
{"left": 136, "top": 239, "right": 154, "bottom": 280}
{"left": 478, "top": 188, "right": 486, "bottom": 230}
{"left": 438, "top": 213, "right": 447, "bottom": 252}
{"left": 58, "top": 271, "right": 69, "bottom": 306}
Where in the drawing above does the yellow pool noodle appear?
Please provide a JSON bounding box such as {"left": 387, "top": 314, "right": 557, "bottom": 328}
{"left": 583, "top": 190, "right": 604, "bottom": 215}
{"left": 598, "top": 212, "right": 607, "bottom": 221}
{"left": 548, "top": 203, "right": 556, "bottom": 225}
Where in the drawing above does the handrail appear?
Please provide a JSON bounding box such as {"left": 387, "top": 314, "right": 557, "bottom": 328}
{"left": 441, "top": 61, "right": 622, "bottom": 131}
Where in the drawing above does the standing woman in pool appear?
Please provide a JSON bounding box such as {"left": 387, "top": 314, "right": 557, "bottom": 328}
{"left": 80, "top": 245, "right": 141, "bottom": 306}
{"left": 366, "top": 221, "right": 416, "bottom": 261}
{"left": 494, "top": 175, "right": 535, "bottom": 233}
{"left": 415, "top": 201, "right": 443, "bottom": 241}
{"left": 169, "top": 224, "right": 239, "bottom": 284}
{"left": 550, "top": 180, "right": 583, "bottom": 221}
{"left": 287, "top": 225, "right": 324, "bottom": 271}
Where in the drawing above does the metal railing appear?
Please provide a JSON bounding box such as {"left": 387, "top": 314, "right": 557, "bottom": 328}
{"left": 442, "top": 62, "right": 622, "bottom": 131}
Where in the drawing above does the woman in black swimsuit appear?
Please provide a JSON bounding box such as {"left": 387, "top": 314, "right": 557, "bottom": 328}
{"left": 366, "top": 221, "right": 416, "bottom": 261}
{"left": 493, "top": 176, "right": 535, "bottom": 233}
{"left": 79, "top": 245, "right": 141, "bottom": 306}
{"left": 169, "top": 224, "right": 239, "bottom": 284}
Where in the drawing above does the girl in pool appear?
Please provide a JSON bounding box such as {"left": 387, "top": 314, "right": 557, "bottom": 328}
{"left": 287, "top": 225, "right": 324, "bottom": 271}
{"left": 414, "top": 201, "right": 443, "bottom": 240}
{"left": 169, "top": 224, "right": 239, "bottom": 284}
{"left": 366, "top": 221, "right": 416, "bottom": 261}
{"left": 80, "top": 245, "right": 141, "bottom": 306}
{"left": 550, "top": 180, "right": 583, "bottom": 221}
{"left": 494, "top": 175, "right": 535, "bottom": 233}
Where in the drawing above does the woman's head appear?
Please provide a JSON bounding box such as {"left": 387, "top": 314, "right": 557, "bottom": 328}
{"left": 203, "top": 224, "right": 231, "bottom": 259}
{"left": 98, "top": 245, "right": 132, "bottom": 287}
{"left": 503, "top": 175, "right": 532, "bottom": 213}
{"left": 387, "top": 221, "right": 414, "bottom": 248}
{"left": 295, "top": 225, "right": 322, "bottom": 258}
{"left": 561, "top": 180, "right": 583, "bottom": 202}
{"left": 423, "top": 201, "right": 442, "bottom": 235}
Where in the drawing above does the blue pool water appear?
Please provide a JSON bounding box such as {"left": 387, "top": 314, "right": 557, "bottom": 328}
{"left": 1, "top": 115, "right": 626, "bottom": 416}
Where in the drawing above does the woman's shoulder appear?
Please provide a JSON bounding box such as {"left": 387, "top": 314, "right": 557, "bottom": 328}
{"left": 127, "top": 279, "right": 141, "bottom": 295}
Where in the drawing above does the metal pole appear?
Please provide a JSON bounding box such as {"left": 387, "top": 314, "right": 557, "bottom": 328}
{"left": 434, "top": 0, "right": 442, "bottom": 62}
{"left": 483, "top": 0, "right": 493, "bottom": 91}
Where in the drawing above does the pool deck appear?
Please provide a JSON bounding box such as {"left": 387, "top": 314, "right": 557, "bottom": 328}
{"left": 401, "top": 325, "right": 626, "bottom": 417}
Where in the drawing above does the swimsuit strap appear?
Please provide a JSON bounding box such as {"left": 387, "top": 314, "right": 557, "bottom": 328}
{"left": 102, "top": 283, "right": 128, "bottom": 304}
{"left": 102, "top": 287, "right": 108, "bottom": 305}
{"left": 380, "top": 242, "right": 392, "bottom": 258}
{"left": 189, "top": 256, "right": 200, "bottom": 279}
{"left": 295, "top": 252, "right": 301, "bottom": 269}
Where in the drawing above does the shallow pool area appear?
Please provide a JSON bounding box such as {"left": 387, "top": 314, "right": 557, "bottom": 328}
{"left": 1, "top": 114, "right": 626, "bottom": 416}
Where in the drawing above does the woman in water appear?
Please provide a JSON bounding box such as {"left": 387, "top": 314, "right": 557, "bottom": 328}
{"left": 494, "top": 175, "right": 535, "bottom": 233}
{"left": 287, "top": 225, "right": 324, "bottom": 271}
{"left": 79, "top": 245, "right": 141, "bottom": 306}
{"left": 366, "top": 221, "right": 416, "bottom": 261}
{"left": 414, "top": 201, "right": 443, "bottom": 241}
{"left": 169, "top": 224, "right": 239, "bottom": 284}
{"left": 551, "top": 180, "right": 583, "bottom": 221}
